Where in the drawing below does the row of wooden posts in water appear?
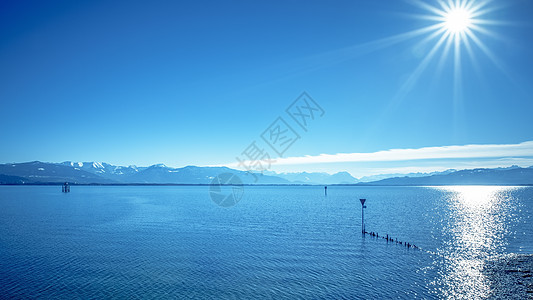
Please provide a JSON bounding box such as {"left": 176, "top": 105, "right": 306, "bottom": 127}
{"left": 358, "top": 196, "right": 419, "bottom": 250}
{"left": 364, "top": 231, "right": 419, "bottom": 249}
{"left": 325, "top": 187, "right": 421, "bottom": 251}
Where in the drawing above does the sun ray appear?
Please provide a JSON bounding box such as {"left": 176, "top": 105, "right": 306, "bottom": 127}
{"left": 465, "top": 28, "right": 511, "bottom": 79}
{"left": 461, "top": 30, "right": 481, "bottom": 76}
{"left": 428, "top": 29, "right": 455, "bottom": 98}
{"left": 363, "top": 29, "right": 452, "bottom": 146}
{"left": 468, "top": 0, "right": 493, "bottom": 12}
{"left": 470, "top": 1, "right": 512, "bottom": 19}
{"left": 471, "top": 19, "right": 517, "bottom": 26}
{"left": 393, "top": 30, "right": 451, "bottom": 105}
{"left": 300, "top": 23, "right": 446, "bottom": 69}
{"left": 413, "top": 26, "right": 448, "bottom": 51}
{"left": 451, "top": 5, "right": 467, "bottom": 138}
{"left": 463, "top": 0, "right": 478, "bottom": 11}
{"left": 438, "top": 0, "right": 452, "bottom": 12}
{"left": 409, "top": 14, "right": 447, "bottom": 22}
{"left": 409, "top": 0, "right": 447, "bottom": 17}
{"left": 468, "top": 24, "right": 508, "bottom": 43}
{"left": 436, "top": 30, "right": 455, "bottom": 73}
{"left": 453, "top": 32, "right": 463, "bottom": 111}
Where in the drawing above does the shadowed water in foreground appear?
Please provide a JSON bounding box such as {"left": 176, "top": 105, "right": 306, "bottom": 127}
{"left": 0, "top": 185, "right": 531, "bottom": 298}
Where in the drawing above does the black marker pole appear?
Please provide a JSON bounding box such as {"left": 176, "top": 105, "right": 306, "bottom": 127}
{"left": 360, "top": 198, "right": 366, "bottom": 233}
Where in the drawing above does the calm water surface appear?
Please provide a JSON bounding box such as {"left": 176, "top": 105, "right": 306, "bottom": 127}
{"left": 0, "top": 186, "right": 531, "bottom": 299}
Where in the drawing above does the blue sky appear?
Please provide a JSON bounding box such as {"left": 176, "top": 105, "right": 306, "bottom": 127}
{"left": 1, "top": 0, "right": 532, "bottom": 177}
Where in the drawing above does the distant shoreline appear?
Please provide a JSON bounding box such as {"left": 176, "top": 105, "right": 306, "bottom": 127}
{"left": 1, "top": 183, "right": 532, "bottom": 187}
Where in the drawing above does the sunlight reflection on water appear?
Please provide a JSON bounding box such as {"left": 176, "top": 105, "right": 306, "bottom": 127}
{"left": 434, "top": 186, "right": 517, "bottom": 299}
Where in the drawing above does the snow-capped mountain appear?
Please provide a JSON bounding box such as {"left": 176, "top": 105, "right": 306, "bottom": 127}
{"left": 0, "top": 161, "right": 113, "bottom": 184}
{"left": 1, "top": 161, "right": 289, "bottom": 184}
{"left": 1, "top": 161, "right": 532, "bottom": 185}
{"left": 61, "top": 161, "right": 144, "bottom": 181}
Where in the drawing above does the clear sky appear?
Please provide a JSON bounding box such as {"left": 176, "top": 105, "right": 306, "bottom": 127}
{"left": 1, "top": 0, "right": 532, "bottom": 177}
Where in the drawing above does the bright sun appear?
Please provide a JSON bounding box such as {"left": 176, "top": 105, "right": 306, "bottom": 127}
{"left": 444, "top": 7, "right": 473, "bottom": 33}
{"left": 380, "top": 0, "right": 504, "bottom": 115}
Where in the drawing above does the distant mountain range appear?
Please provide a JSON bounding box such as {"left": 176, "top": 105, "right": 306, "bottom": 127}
{"left": 356, "top": 169, "right": 459, "bottom": 183}
{"left": 0, "top": 161, "right": 532, "bottom": 185}
{"left": 263, "top": 170, "right": 357, "bottom": 184}
{"left": 0, "top": 161, "right": 289, "bottom": 184}
{"left": 361, "top": 166, "right": 533, "bottom": 186}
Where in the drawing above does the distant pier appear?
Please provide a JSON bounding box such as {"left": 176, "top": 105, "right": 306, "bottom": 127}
{"left": 62, "top": 182, "right": 70, "bottom": 193}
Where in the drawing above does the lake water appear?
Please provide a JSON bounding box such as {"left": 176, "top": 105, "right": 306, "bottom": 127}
{"left": 0, "top": 185, "right": 532, "bottom": 299}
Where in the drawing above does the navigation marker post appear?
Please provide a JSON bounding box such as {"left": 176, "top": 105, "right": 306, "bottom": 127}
{"left": 360, "top": 198, "right": 366, "bottom": 233}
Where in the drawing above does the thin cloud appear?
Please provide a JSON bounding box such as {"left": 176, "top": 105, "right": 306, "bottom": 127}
{"left": 269, "top": 140, "right": 533, "bottom": 166}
